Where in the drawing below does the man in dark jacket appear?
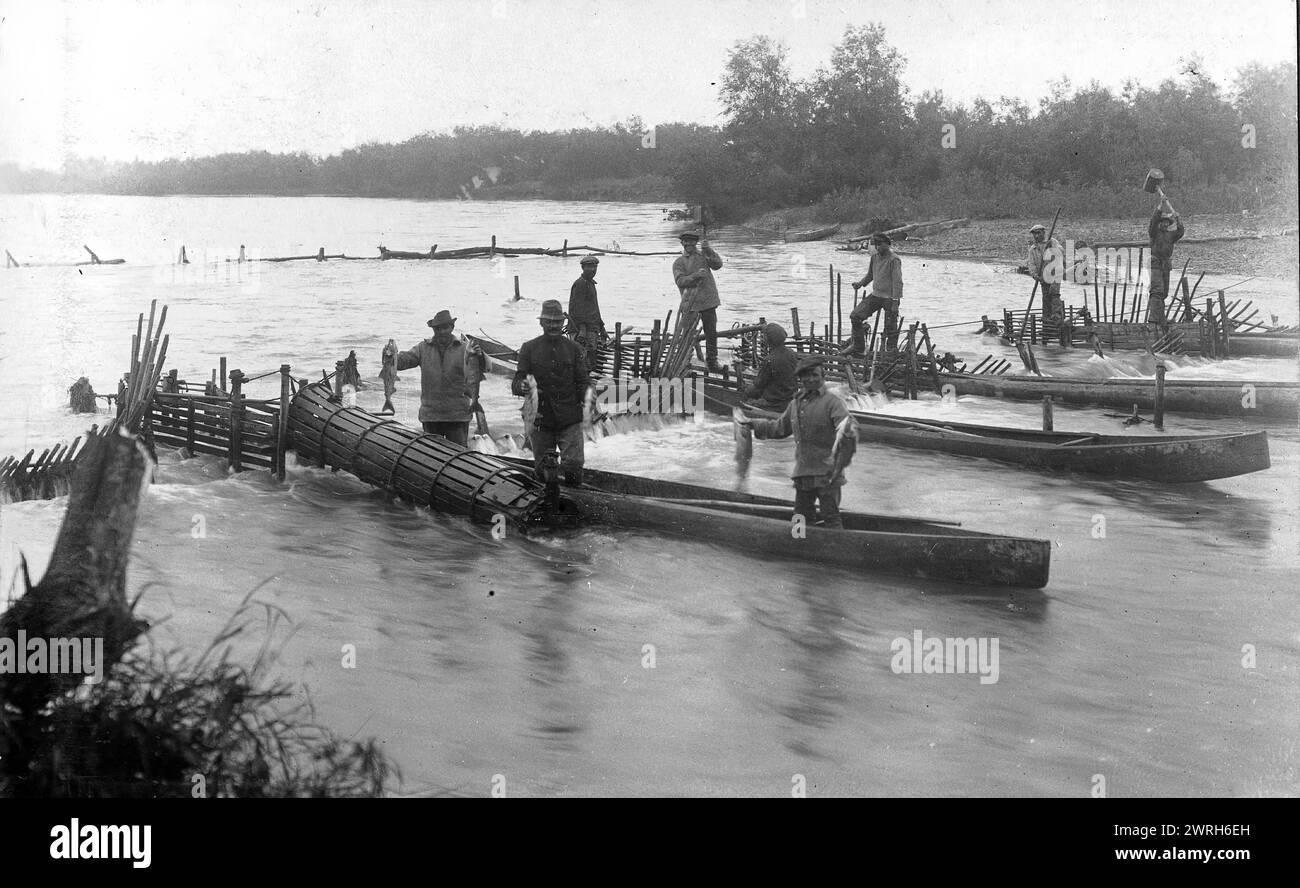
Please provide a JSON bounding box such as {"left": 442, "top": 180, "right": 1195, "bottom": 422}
{"left": 743, "top": 323, "right": 798, "bottom": 411}
{"left": 396, "top": 309, "right": 489, "bottom": 446}
{"left": 1147, "top": 200, "right": 1185, "bottom": 324}
{"left": 741, "top": 356, "right": 857, "bottom": 529}
{"left": 512, "top": 300, "right": 591, "bottom": 485}
{"left": 567, "top": 255, "right": 605, "bottom": 367}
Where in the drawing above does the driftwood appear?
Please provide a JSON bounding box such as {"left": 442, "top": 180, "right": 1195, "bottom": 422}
{"left": 845, "top": 218, "right": 970, "bottom": 244}
{"left": 2, "top": 244, "right": 125, "bottom": 268}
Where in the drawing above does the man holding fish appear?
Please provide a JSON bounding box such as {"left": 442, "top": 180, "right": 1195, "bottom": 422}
{"left": 392, "top": 309, "right": 490, "bottom": 446}
{"left": 736, "top": 356, "right": 858, "bottom": 530}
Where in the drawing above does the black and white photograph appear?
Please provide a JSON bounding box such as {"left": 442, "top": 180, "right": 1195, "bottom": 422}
{"left": 0, "top": 0, "right": 1296, "bottom": 820}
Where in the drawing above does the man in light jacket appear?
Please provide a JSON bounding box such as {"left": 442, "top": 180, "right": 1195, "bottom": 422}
{"left": 396, "top": 309, "right": 490, "bottom": 446}
{"left": 672, "top": 230, "right": 725, "bottom": 372}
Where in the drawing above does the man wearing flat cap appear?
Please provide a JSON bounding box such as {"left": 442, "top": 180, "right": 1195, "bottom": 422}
{"left": 1147, "top": 199, "right": 1184, "bottom": 325}
{"left": 396, "top": 309, "right": 490, "bottom": 446}
{"left": 672, "top": 229, "right": 725, "bottom": 372}
{"left": 1027, "top": 223, "right": 1064, "bottom": 326}
{"left": 568, "top": 255, "right": 606, "bottom": 367}
{"left": 842, "top": 232, "right": 903, "bottom": 355}
{"left": 740, "top": 356, "right": 857, "bottom": 530}
{"left": 743, "top": 323, "right": 798, "bottom": 412}
{"left": 512, "top": 299, "right": 591, "bottom": 486}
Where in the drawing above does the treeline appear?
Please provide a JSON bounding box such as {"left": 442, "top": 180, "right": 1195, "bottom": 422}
{"left": 702, "top": 27, "right": 1297, "bottom": 220}
{"left": 1, "top": 24, "right": 1295, "bottom": 222}
{"left": 0, "top": 120, "right": 714, "bottom": 202}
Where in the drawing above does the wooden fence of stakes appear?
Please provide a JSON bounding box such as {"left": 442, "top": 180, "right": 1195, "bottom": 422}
{"left": 0, "top": 302, "right": 305, "bottom": 502}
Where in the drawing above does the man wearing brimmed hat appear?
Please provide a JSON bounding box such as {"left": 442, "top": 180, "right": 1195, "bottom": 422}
{"left": 1147, "top": 198, "right": 1184, "bottom": 324}
{"left": 1027, "top": 223, "right": 1064, "bottom": 326}
{"left": 568, "top": 255, "right": 606, "bottom": 366}
{"left": 743, "top": 323, "right": 798, "bottom": 411}
{"left": 512, "top": 299, "right": 590, "bottom": 486}
{"left": 738, "top": 355, "right": 857, "bottom": 530}
{"left": 841, "top": 232, "right": 903, "bottom": 355}
{"left": 395, "top": 310, "right": 490, "bottom": 446}
{"left": 672, "top": 229, "right": 725, "bottom": 372}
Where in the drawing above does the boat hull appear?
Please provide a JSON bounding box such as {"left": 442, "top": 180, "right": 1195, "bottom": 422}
{"left": 501, "top": 456, "right": 1050, "bottom": 589}
{"left": 700, "top": 379, "right": 1271, "bottom": 481}
{"left": 933, "top": 373, "right": 1298, "bottom": 419}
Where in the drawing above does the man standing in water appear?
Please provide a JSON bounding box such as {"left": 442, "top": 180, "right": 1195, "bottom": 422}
{"left": 1027, "top": 223, "right": 1064, "bottom": 327}
{"left": 568, "top": 255, "right": 605, "bottom": 368}
{"left": 1147, "top": 198, "right": 1185, "bottom": 325}
{"left": 843, "top": 233, "right": 903, "bottom": 355}
{"left": 672, "top": 230, "right": 725, "bottom": 372}
{"left": 512, "top": 300, "right": 590, "bottom": 486}
{"left": 395, "top": 310, "right": 489, "bottom": 446}
{"left": 740, "top": 356, "right": 857, "bottom": 530}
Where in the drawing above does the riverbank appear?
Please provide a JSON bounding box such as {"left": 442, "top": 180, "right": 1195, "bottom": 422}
{"left": 756, "top": 213, "right": 1299, "bottom": 281}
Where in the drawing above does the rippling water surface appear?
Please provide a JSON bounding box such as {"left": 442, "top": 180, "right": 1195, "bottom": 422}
{"left": 1, "top": 195, "right": 1297, "bottom": 796}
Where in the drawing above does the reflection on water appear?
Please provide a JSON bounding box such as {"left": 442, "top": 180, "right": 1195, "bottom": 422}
{"left": 2, "top": 195, "right": 1297, "bottom": 796}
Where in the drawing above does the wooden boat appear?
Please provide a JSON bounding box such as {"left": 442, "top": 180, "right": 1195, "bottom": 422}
{"left": 288, "top": 382, "right": 1050, "bottom": 588}
{"left": 784, "top": 222, "right": 842, "bottom": 243}
{"left": 1228, "top": 331, "right": 1300, "bottom": 357}
{"left": 928, "top": 372, "right": 1298, "bottom": 420}
{"left": 699, "top": 377, "right": 1271, "bottom": 482}
{"left": 493, "top": 457, "right": 1051, "bottom": 589}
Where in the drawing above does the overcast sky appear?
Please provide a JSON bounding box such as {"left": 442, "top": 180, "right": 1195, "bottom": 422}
{"left": 1, "top": 0, "right": 1295, "bottom": 169}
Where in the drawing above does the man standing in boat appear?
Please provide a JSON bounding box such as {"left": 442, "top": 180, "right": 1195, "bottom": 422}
{"left": 740, "top": 356, "right": 857, "bottom": 530}
{"left": 672, "top": 230, "right": 725, "bottom": 373}
{"left": 568, "top": 255, "right": 606, "bottom": 368}
{"left": 842, "top": 233, "right": 903, "bottom": 355}
{"left": 1027, "top": 223, "right": 1064, "bottom": 327}
{"left": 743, "top": 323, "right": 798, "bottom": 412}
{"left": 1147, "top": 198, "right": 1185, "bottom": 325}
{"left": 512, "top": 300, "right": 591, "bottom": 486}
{"left": 395, "top": 310, "right": 489, "bottom": 446}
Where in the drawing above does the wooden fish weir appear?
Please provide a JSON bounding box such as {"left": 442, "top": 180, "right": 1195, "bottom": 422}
{"left": 142, "top": 363, "right": 295, "bottom": 476}
{"left": 0, "top": 434, "right": 93, "bottom": 502}
{"left": 288, "top": 381, "right": 551, "bottom": 530}
{"left": 997, "top": 290, "right": 1279, "bottom": 357}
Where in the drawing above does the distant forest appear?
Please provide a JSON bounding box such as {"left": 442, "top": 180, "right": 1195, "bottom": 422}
{"left": 3, "top": 25, "right": 1296, "bottom": 221}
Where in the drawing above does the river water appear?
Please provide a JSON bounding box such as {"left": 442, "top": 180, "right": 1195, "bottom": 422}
{"left": 1, "top": 195, "right": 1297, "bottom": 797}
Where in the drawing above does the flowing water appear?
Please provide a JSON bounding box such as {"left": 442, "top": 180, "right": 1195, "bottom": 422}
{"left": 1, "top": 195, "right": 1297, "bottom": 796}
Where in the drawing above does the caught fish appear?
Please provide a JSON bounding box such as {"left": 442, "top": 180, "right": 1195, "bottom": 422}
{"left": 829, "top": 415, "right": 857, "bottom": 481}
{"left": 520, "top": 373, "right": 539, "bottom": 451}
{"left": 733, "top": 406, "right": 753, "bottom": 476}
{"left": 379, "top": 339, "right": 399, "bottom": 414}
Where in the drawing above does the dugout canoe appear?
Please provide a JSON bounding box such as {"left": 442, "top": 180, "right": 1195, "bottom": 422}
{"left": 927, "top": 372, "right": 1299, "bottom": 420}
{"left": 698, "top": 379, "right": 1271, "bottom": 482}
{"left": 288, "top": 381, "right": 1049, "bottom": 588}
{"left": 784, "top": 222, "right": 842, "bottom": 243}
{"left": 493, "top": 457, "right": 1050, "bottom": 589}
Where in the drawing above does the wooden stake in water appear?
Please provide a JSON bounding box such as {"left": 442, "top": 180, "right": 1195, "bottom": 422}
{"left": 1154, "top": 364, "right": 1166, "bottom": 431}
{"left": 1042, "top": 396, "right": 1054, "bottom": 431}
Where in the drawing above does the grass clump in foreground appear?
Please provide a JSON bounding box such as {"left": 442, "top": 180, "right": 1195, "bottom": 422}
{"left": 1, "top": 590, "right": 399, "bottom": 798}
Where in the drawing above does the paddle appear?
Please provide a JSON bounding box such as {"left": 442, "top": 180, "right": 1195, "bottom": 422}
{"left": 853, "top": 412, "right": 989, "bottom": 440}
{"left": 645, "top": 496, "right": 963, "bottom": 528}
